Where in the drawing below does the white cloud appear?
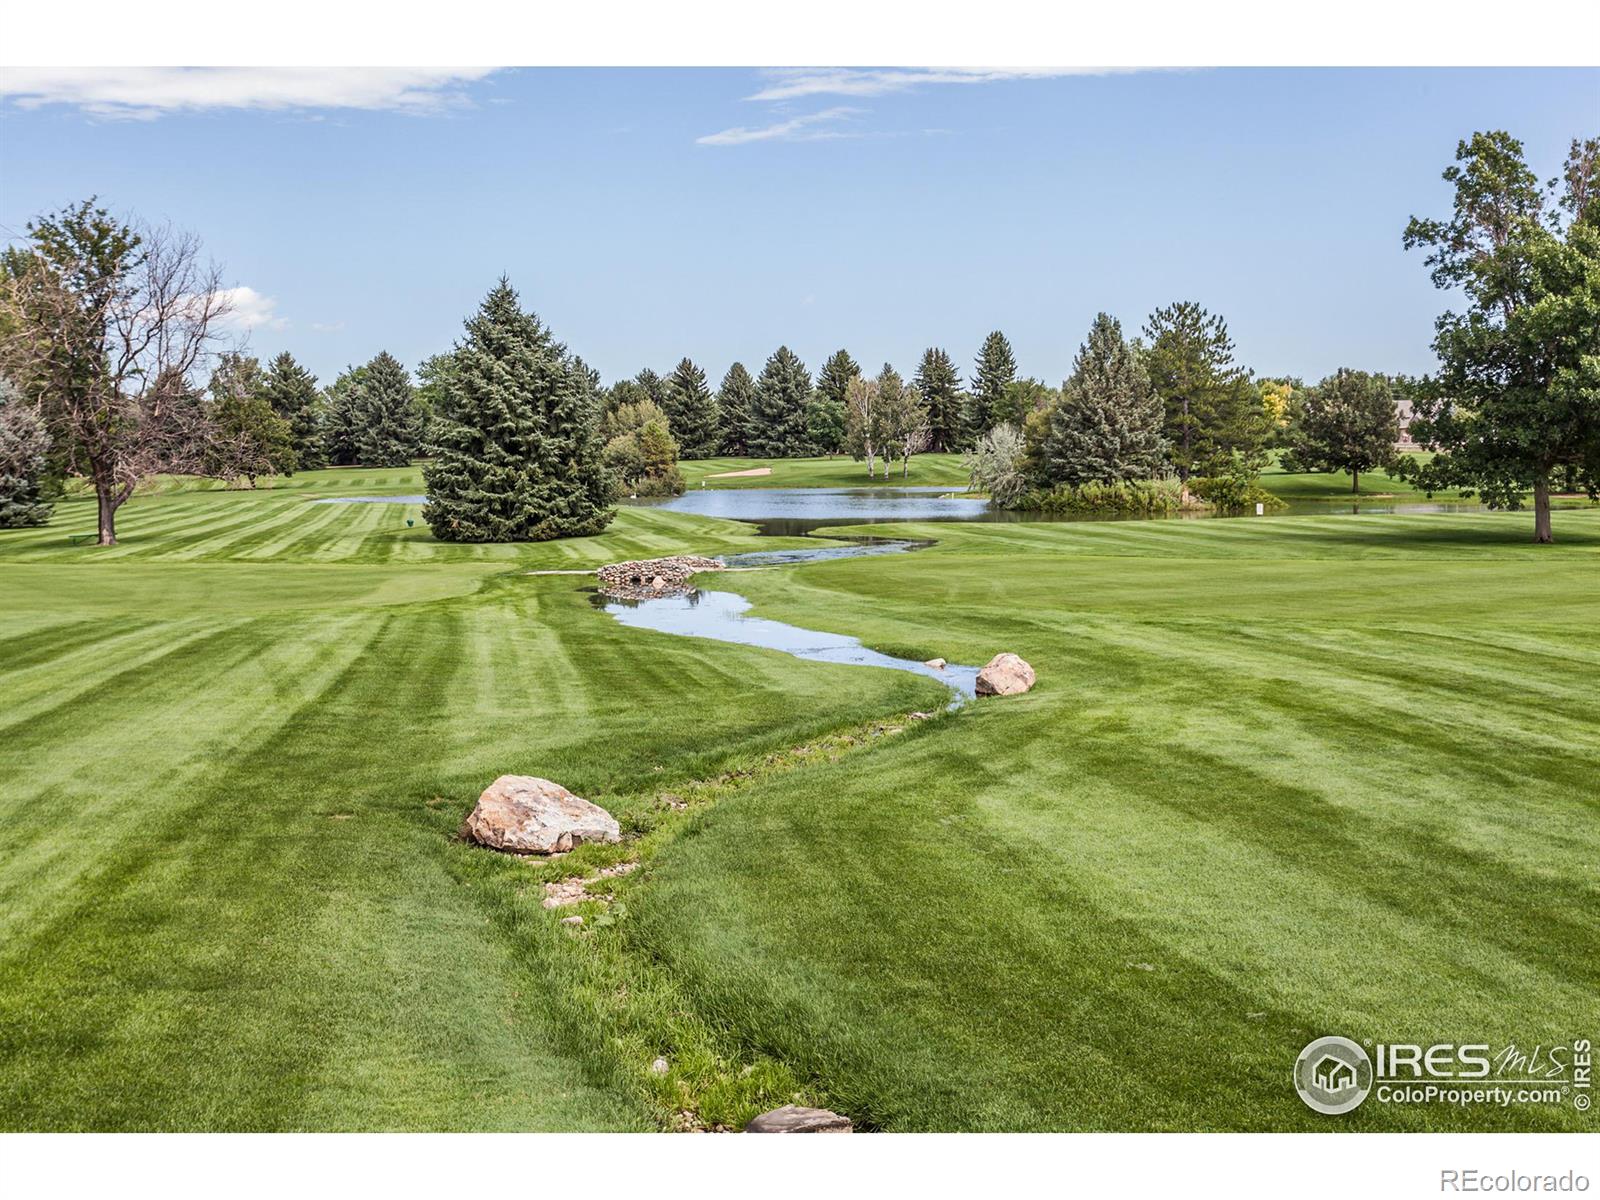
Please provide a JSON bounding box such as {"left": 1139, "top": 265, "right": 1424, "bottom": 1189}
{"left": 214, "top": 287, "right": 288, "bottom": 333}
{"left": 743, "top": 67, "right": 1141, "bottom": 102}
{"left": 0, "top": 67, "right": 501, "bottom": 119}
{"left": 696, "top": 105, "right": 862, "bottom": 147}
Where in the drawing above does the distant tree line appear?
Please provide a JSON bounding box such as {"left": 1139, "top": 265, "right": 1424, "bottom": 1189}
{"left": 2, "top": 128, "right": 1592, "bottom": 542}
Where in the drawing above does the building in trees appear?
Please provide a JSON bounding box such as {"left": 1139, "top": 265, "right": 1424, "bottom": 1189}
{"left": 965, "top": 331, "right": 1017, "bottom": 445}
{"left": 423, "top": 278, "right": 613, "bottom": 542}
{"left": 715, "top": 363, "right": 756, "bottom": 455}
{"left": 1281, "top": 369, "right": 1400, "bottom": 492}
{"left": 662, "top": 357, "right": 720, "bottom": 458}
{"left": 1037, "top": 313, "right": 1167, "bottom": 487}
{"left": 749, "top": 346, "right": 813, "bottom": 457}
{"left": 262, "top": 351, "right": 325, "bottom": 469}
{"left": 1401, "top": 132, "right": 1600, "bottom": 542}
{"left": 914, "top": 347, "right": 964, "bottom": 452}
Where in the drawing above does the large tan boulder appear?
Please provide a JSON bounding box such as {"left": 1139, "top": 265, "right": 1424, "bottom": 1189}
{"left": 745, "top": 1105, "right": 853, "bottom": 1133}
{"left": 461, "top": 776, "right": 620, "bottom": 855}
{"left": 975, "top": 652, "right": 1036, "bottom": 697}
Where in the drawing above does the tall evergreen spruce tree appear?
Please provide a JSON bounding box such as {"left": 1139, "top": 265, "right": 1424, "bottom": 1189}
{"left": 423, "top": 279, "right": 613, "bottom": 542}
{"left": 320, "top": 365, "right": 367, "bottom": 466}
{"left": 816, "top": 349, "right": 860, "bottom": 415}
{"left": 749, "top": 346, "right": 813, "bottom": 457}
{"left": 1040, "top": 313, "right": 1168, "bottom": 486}
{"left": 353, "top": 351, "right": 421, "bottom": 467}
{"left": 965, "top": 331, "right": 1017, "bottom": 445}
{"left": 262, "top": 351, "right": 325, "bottom": 469}
{"left": 716, "top": 362, "right": 756, "bottom": 455}
{"left": 914, "top": 347, "right": 964, "bottom": 451}
{"left": 662, "top": 357, "right": 720, "bottom": 458}
{"left": 810, "top": 349, "right": 859, "bottom": 456}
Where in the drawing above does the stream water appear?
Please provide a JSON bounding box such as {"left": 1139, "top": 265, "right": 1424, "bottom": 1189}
{"left": 310, "top": 486, "right": 1483, "bottom": 707}
{"left": 594, "top": 587, "right": 977, "bottom": 706}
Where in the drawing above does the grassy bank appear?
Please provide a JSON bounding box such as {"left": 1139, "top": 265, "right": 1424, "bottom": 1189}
{"left": 3, "top": 473, "right": 1595, "bottom": 1130}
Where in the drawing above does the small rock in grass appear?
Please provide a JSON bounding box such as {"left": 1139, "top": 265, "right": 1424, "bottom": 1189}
{"left": 745, "top": 1105, "right": 853, "bottom": 1134}
{"left": 1129, "top": 962, "right": 1156, "bottom": 972}
{"left": 560, "top": 915, "right": 583, "bottom": 926}
{"left": 975, "top": 652, "right": 1035, "bottom": 697}
{"left": 461, "top": 775, "right": 620, "bottom": 855}
{"left": 907, "top": 711, "right": 935, "bottom": 721}
{"left": 650, "top": 1057, "right": 670, "bottom": 1076}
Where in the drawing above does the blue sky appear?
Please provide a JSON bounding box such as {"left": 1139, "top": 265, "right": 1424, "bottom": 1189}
{"left": 2, "top": 67, "right": 1595, "bottom": 389}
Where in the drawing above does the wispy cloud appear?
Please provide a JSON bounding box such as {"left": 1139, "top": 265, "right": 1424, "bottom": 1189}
{"left": 310, "top": 321, "right": 346, "bottom": 334}
{"left": 0, "top": 67, "right": 501, "bottom": 120}
{"left": 696, "top": 105, "right": 863, "bottom": 147}
{"left": 744, "top": 67, "right": 1139, "bottom": 102}
{"left": 214, "top": 287, "right": 288, "bottom": 333}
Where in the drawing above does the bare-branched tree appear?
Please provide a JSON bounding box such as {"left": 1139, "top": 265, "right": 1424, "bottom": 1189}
{"left": 0, "top": 200, "right": 233, "bottom": 544}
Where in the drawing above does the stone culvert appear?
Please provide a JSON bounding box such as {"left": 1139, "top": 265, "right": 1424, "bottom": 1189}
{"left": 596, "top": 555, "right": 725, "bottom": 599}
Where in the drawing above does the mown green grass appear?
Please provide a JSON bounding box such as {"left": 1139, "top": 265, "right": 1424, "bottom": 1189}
{"left": 0, "top": 487, "right": 941, "bottom": 1130}
{"left": 636, "top": 511, "right": 1600, "bottom": 1130}
{"left": 2, "top": 475, "right": 1595, "bottom": 1131}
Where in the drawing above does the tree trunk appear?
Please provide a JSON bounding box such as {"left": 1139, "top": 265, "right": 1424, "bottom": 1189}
{"left": 1533, "top": 476, "right": 1553, "bottom": 544}
{"left": 1351, "top": 470, "right": 1360, "bottom": 493}
{"left": 96, "top": 484, "right": 118, "bottom": 546}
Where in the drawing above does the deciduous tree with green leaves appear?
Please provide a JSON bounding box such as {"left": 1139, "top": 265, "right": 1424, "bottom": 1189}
{"left": 1281, "top": 369, "right": 1400, "bottom": 492}
{"left": 1401, "top": 131, "right": 1600, "bottom": 542}
{"left": 205, "top": 355, "right": 296, "bottom": 487}
{"left": 424, "top": 278, "right": 613, "bottom": 542}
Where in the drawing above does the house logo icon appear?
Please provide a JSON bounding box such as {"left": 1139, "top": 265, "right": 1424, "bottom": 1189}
{"left": 1295, "top": 1036, "right": 1374, "bottom": 1114}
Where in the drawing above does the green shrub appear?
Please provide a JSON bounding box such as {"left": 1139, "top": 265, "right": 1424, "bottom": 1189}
{"left": 1010, "top": 478, "right": 1185, "bottom": 516}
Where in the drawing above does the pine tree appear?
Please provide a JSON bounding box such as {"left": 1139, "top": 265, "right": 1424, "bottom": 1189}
{"left": 662, "top": 357, "right": 720, "bottom": 458}
{"left": 353, "top": 351, "right": 421, "bottom": 467}
{"left": 1142, "top": 301, "right": 1266, "bottom": 482}
{"left": 914, "top": 347, "right": 964, "bottom": 452}
{"left": 749, "top": 346, "right": 813, "bottom": 458}
{"left": 423, "top": 278, "right": 613, "bottom": 542}
{"left": 1039, "top": 313, "right": 1168, "bottom": 487}
{"left": 716, "top": 363, "right": 756, "bottom": 455}
{"left": 0, "top": 377, "right": 55, "bottom": 528}
{"left": 320, "top": 365, "right": 367, "bottom": 466}
{"left": 262, "top": 351, "right": 325, "bottom": 469}
{"left": 965, "top": 331, "right": 1017, "bottom": 445}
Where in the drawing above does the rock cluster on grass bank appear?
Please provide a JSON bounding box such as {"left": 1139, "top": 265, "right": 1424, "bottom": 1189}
{"left": 461, "top": 775, "right": 621, "bottom": 855}
{"left": 596, "top": 555, "right": 725, "bottom": 599}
